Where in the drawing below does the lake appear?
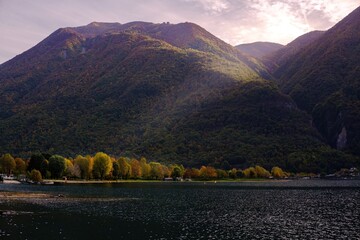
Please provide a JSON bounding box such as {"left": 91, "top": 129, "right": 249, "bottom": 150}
{"left": 1, "top": 180, "right": 360, "bottom": 239}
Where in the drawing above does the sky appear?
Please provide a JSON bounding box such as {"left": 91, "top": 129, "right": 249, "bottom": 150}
{"left": 0, "top": 0, "right": 359, "bottom": 64}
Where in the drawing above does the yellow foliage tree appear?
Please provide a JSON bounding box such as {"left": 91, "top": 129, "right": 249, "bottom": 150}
{"left": 243, "top": 167, "right": 257, "bottom": 178}
{"left": 140, "top": 157, "right": 151, "bottom": 179}
{"left": 149, "top": 162, "right": 164, "bottom": 180}
{"left": 64, "top": 159, "right": 75, "bottom": 177}
{"left": 92, "top": 152, "right": 112, "bottom": 179}
{"left": 271, "top": 166, "right": 286, "bottom": 178}
{"left": 0, "top": 153, "right": 16, "bottom": 175}
{"left": 74, "top": 155, "right": 91, "bottom": 179}
{"left": 255, "top": 165, "right": 271, "bottom": 178}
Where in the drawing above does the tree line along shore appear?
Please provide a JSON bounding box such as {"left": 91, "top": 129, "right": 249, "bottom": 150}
{"left": 0, "top": 152, "right": 291, "bottom": 183}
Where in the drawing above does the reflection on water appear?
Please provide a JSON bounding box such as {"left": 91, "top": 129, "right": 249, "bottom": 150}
{"left": 1, "top": 180, "right": 360, "bottom": 239}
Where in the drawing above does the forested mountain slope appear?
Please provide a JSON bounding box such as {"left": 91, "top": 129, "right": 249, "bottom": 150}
{"left": 271, "top": 6, "right": 360, "bottom": 156}
{"left": 0, "top": 21, "right": 355, "bottom": 172}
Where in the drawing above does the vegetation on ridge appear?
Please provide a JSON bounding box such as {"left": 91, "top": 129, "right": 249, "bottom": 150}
{"left": 269, "top": 6, "right": 360, "bottom": 156}
{"left": 0, "top": 21, "right": 358, "bottom": 173}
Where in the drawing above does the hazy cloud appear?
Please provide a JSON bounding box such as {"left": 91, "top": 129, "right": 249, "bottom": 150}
{"left": 184, "top": 0, "right": 230, "bottom": 13}
{"left": 0, "top": 0, "right": 359, "bottom": 64}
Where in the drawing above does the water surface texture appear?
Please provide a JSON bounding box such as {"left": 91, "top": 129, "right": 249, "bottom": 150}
{"left": 1, "top": 180, "right": 360, "bottom": 239}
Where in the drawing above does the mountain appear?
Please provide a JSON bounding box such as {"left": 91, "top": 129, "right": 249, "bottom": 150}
{"left": 236, "top": 42, "right": 283, "bottom": 59}
{"left": 0, "top": 21, "right": 354, "bottom": 172}
{"left": 271, "top": 6, "right": 360, "bottom": 156}
{"left": 262, "top": 31, "right": 324, "bottom": 72}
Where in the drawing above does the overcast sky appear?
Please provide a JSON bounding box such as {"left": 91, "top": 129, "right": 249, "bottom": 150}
{"left": 0, "top": 0, "right": 359, "bottom": 64}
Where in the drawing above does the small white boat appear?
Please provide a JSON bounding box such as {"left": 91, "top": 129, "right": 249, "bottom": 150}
{"left": 2, "top": 179, "right": 21, "bottom": 184}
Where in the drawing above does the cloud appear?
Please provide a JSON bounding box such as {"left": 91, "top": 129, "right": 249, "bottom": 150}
{"left": 226, "top": 0, "right": 360, "bottom": 44}
{"left": 184, "top": 0, "right": 230, "bottom": 14}
{"left": 0, "top": 0, "right": 359, "bottom": 64}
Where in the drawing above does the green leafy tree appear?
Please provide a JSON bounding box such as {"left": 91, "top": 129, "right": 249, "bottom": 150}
{"left": 171, "top": 165, "right": 182, "bottom": 179}
{"left": 0, "top": 153, "right": 16, "bottom": 175}
{"left": 48, "top": 155, "right": 66, "bottom": 179}
{"left": 92, "top": 152, "right": 112, "bottom": 179}
{"left": 112, "top": 161, "right": 120, "bottom": 179}
{"left": 40, "top": 160, "right": 49, "bottom": 178}
{"left": 28, "top": 153, "right": 46, "bottom": 171}
{"left": 29, "top": 169, "right": 42, "bottom": 182}
{"left": 216, "top": 169, "right": 228, "bottom": 179}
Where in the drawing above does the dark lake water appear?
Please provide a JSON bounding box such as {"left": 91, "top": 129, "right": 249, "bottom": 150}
{"left": 1, "top": 180, "right": 360, "bottom": 240}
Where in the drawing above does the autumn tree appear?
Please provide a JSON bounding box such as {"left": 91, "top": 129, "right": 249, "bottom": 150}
{"left": 184, "top": 168, "right": 200, "bottom": 179}
{"left": 0, "top": 153, "right": 16, "bottom": 175}
{"left": 199, "top": 166, "right": 217, "bottom": 179}
{"left": 14, "top": 158, "right": 27, "bottom": 176}
{"left": 92, "top": 152, "right": 112, "bottom": 179}
{"left": 118, "top": 157, "right": 132, "bottom": 179}
{"left": 129, "top": 158, "right": 142, "bottom": 179}
{"left": 228, "top": 168, "right": 238, "bottom": 179}
{"left": 74, "top": 155, "right": 91, "bottom": 179}
{"left": 242, "top": 167, "right": 257, "bottom": 178}
{"left": 149, "top": 162, "right": 164, "bottom": 180}
{"left": 255, "top": 165, "right": 271, "bottom": 178}
{"left": 48, "top": 155, "right": 66, "bottom": 178}
{"left": 64, "top": 159, "right": 75, "bottom": 177}
{"left": 162, "top": 165, "right": 171, "bottom": 178}
{"left": 140, "top": 157, "right": 151, "bottom": 179}
{"left": 271, "top": 166, "right": 286, "bottom": 178}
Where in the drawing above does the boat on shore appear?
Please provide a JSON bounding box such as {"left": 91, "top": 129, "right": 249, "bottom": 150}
{"left": 0, "top": 175, "right": 21, "bottom": 184}
{"left": 1, "top": 179, "right": 21, "bottom": 184}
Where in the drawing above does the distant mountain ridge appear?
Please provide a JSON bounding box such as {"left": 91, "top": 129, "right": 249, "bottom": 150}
{"left": 262, "top": 31, "right": 325, "bottom": 72}
{"left": 236, "top": 42, "right": 284, "bottom": 59}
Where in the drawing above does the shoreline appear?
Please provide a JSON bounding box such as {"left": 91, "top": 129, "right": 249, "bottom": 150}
{"left": 50, "top": 178, "right": 290, "bottom": 184}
